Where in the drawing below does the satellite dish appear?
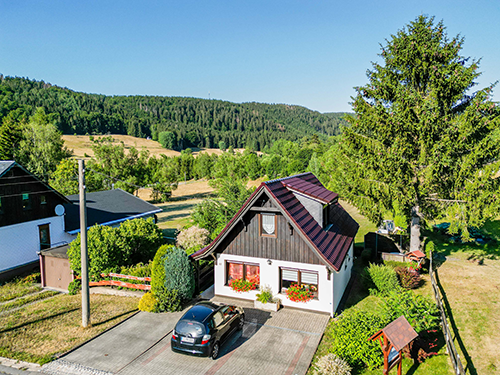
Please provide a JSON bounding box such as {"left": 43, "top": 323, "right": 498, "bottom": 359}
{"left": 55, "top": 204, "right": 65, "bottom": 216}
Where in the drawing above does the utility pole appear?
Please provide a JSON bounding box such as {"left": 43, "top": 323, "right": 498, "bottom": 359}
{"left": 79, "top": 160, "right": 90, "bottom": 327}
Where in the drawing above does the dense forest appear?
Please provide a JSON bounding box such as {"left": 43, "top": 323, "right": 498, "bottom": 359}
{"left": 0, "top": 75, "right": 348, "bottom": 150}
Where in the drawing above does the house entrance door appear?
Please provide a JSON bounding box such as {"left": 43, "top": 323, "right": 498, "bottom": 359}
{"left": 39, "top": 224, "right": 51, "bottom": 250}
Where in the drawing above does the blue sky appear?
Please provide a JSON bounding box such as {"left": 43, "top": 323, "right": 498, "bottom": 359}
{"left": 1, "top": 1, "right": 499, "bottom": 113}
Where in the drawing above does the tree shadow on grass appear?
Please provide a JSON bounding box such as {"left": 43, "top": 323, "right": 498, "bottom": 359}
{"left": 435, "top": 270, "right": 477, "bottom": 375}
{"left": 0, "top": 308, "right": 80, "bottom": 334}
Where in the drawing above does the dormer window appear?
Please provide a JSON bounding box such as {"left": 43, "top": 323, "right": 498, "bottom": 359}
{"left": 259, "top": 213, "right": 276, "bottom": 237}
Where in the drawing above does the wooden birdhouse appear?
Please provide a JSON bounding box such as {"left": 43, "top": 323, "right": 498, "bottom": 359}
{"left": 369, "top": 316, "right": 418, "bottom": 375}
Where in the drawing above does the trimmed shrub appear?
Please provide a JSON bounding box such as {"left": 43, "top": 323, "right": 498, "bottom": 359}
{"left": 384, "top": 290, "right": 440, "bottom": 333}
{"left": 138, "top": 292, "right": 158, "bottom": 312}
{"left": 68, "top": 279, "right": 81, "bottom": 295}
{"left": 117, "top": 218, "right": 163, "bottom": 264}
{"left": 164, "top": 247, "right": 195, "bottom": 302}
{"left": 366, "top": 263, "right": 401, "bottom": 296}
{"left": 395, "top": 267, "right": 422, "bottom": 289}
{"left": 151, "top": 245, "right": 175, "bottom": 294}
{"left": 155, "top": 288, "right": 181, "bottom": 312}
{"left": 327, "top": 308, "right": 389, "bottom": 370}
{"left": 313, "top": 353, "right": 351, "bottom": 375}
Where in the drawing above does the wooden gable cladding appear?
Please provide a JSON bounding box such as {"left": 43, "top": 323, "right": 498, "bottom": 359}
{"left": 0, "top": 164, "right": 68, "bottom": 228}
{"left": 219, "top": 195, "right": 323, "bottom": 265}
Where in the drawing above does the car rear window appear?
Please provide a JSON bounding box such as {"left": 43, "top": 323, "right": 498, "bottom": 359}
{"left": 175, "top": 320, "right": 206, "bottom": 336}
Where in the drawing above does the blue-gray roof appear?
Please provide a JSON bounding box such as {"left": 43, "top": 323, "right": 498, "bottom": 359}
{"left": 0, "top": 161, "right": 15, "bottom": 177}
{"left": 64, "top": 188, "right": 162, "bottom": 233}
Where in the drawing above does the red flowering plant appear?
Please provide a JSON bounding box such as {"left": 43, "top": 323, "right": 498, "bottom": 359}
{"left": 286, "top": 283, "right": 315, "bottom": 303}
{"left": 229, "top": 278, "right": 257, "bottom": 292}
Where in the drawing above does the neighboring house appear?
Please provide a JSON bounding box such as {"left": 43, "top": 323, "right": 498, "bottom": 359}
{"left": 0, "top": 161, "right": 73, "bottom": 277}
{"left": 39, "top": 189, "right": 162, "bottom": 290}
{"left": 192, "top": 172, "right": 359, "bottom": 316}
{"left": 0, "top": 160, "right": 162, "bottom": 281}
{"left": 63, "top": 188, "right": 162, "bottom": 237}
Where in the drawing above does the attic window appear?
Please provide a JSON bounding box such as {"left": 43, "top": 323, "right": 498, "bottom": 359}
{"left": 260, "top": 213, "right": 276, "bottom": 237}
{"left": 40, "top": 195, "right": 47, "bottom": 205}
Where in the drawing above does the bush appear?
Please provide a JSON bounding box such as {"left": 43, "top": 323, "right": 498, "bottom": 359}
{"left": 164, "top": 247, "right": 195, "bottom": 302}
{"left": 383, "top": 290, "right": 440, "bottom": 333}
{"left": 138, "top": 292, "right": 158, "bottom": 312}
{"left": 68, "top": 279, "right": 81, "bottom": 295}
{"left": 366, "top": 263, "right": 401, "bottom": 296}
{"left": 395, "top": 267, "right": 422, "bottom": 289}
{"left": 313, "top": 353, "right": 352, "bottom": 375}
{"left": 327, "top": 308, "right": 389, "bottom": 370}
{"left": 176, "top": 226, "right": 210, "bottom": 255}
{"left": 151, "top": 245, "right": 175, "bottom": 294}
{"left": 155, "top": 288, "right": 181, "bottom": 312}
{"left": 22, "top": 273, "right": 41, "bottom": 284}
{"left": 68, "top": 218, "right": 162, "bottom": 278}
{"left": 120, "top": 262, "right": 152, "bottom": 278}
{"left": 158, "top": 131, "right": 176, "bottom": 149}
{"left": 360, "top": 248, "right": 372, "bottom": 263}
{"left": 425, "top": 240, "right": 435, "bottom": 258}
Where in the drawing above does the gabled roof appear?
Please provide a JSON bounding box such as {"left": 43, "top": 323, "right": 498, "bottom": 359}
{"left": 64, "top": 188, "right": 162, "bottom": 234}
{"left": 0, "top": 161, "right": 71, "bottom": 203}
{"left": 282, "top": 176, "right": 338, "bottom": 204}
{"left": 0, "top": 161, "right": 16, "bottom": 177}
{"left": 192, "top": 172, "right": 359, "bottom": 272}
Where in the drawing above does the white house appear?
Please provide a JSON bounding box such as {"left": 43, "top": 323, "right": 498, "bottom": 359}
{"left": 192, "top": 172, "right": 359, "bottom": 316}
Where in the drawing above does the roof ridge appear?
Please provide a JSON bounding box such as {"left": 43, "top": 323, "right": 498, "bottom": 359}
{"left": 263, "top": 172, "right": 313, "bottom": 185}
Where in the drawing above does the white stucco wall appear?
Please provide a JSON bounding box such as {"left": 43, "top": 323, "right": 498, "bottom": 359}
{"left": 331, "top": 243, "right": 354, "bottom": 313}
{"left": 0, "top": 215, "right": 73, "bottom": 273}
{"left": 214, "top": 253, "right": 335, "bottom": 315}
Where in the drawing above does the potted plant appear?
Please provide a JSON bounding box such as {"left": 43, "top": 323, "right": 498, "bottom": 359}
{"left": 255, "top": 285, "right": 281, "bottom": 312}
{"left": 229, "top": 278, "right": 257, "bottom": 292}
{"left": 286, "top": 283, "right": 314, "bottom": 303}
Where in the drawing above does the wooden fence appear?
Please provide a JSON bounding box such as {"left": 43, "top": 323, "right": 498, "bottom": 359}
{"left": 88, "top": 273, "right": 151, "bottom": 291}
{"left": 429, "top": 251, "right": 466, "bottom": 375}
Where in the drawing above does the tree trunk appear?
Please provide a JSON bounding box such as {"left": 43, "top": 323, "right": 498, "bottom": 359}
{"left": 410, "top": 206, "right": 421, "bottom": 252}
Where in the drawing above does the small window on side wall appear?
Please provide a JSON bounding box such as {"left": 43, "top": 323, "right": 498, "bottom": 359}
{"left": 40, "top": 195, "right": 47, "bottom": 205}
{"left": 260, "top": 213, "right": 276, "bottom": 237}
{"left": 22, "top": 193, "right": 32, "bottom": 210}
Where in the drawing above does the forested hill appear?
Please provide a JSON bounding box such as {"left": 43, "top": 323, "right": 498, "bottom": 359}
{"left": 0, "top": 75, "right": 349, "bottom": 150}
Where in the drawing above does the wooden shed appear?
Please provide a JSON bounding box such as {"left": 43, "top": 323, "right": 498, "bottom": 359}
{"left": 39, "top": 244, "right": 74, "bottom": 291}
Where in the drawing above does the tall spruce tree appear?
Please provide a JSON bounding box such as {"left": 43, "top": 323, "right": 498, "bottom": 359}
{"left": 326, "top": 16, "right": 500, "bottom": 250}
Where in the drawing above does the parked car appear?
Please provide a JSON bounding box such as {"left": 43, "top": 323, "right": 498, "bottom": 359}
{"left": 171, "top": 301, "right": 245, "bottom": 359}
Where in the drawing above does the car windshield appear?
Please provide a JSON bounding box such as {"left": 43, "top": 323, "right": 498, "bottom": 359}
{"left": 175, "top": 320, "right": 206, "bottom": 337}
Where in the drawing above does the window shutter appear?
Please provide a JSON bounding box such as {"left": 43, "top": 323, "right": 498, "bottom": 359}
{"left": 282, "top": 269, "right": 298, "bottom": 282}
{"left": 301, "top": 271, "right": 318, "bottom": 285}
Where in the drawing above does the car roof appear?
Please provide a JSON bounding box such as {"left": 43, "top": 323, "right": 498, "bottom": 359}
{"left": 180, "top": 302, "right": 222, "bottom": 323}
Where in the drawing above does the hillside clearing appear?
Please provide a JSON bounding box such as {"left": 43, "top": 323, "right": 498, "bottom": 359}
{"left": 62, "top": 135, "right": 247, "bottom": 159}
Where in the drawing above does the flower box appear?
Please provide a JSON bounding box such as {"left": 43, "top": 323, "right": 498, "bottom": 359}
{"left": 254, "top": 299, "right": 281, "bottom": 312}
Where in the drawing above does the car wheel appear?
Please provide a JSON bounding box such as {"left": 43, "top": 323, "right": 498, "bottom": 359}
{"left": 211, "top": 342, "right": 220, "bottom": 360}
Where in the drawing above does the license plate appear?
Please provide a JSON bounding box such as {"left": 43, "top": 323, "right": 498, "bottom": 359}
{"left": 181, "top": 337, "right": 195, "bottom": 343}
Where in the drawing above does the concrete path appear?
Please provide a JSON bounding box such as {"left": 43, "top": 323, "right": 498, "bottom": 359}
{"left": 41, "top": 299, "right": 329, "bottom": 375}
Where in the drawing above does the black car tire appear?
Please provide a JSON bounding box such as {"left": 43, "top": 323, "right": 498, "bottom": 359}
{"left": 211, "top": 342, "right": 220, "bottom": 360}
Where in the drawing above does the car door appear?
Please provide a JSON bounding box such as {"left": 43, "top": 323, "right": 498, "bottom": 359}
{"left": 219, "top": 306, "right": 238, "bottom": 342}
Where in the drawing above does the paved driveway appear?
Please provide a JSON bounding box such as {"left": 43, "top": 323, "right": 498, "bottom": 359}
{"left": 41, "top": 298, "right": 329, "bottom": 375}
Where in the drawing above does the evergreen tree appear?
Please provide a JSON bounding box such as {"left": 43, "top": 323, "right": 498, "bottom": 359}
{"left": 326, "top": 16, "right": 500, "bottom": 250}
